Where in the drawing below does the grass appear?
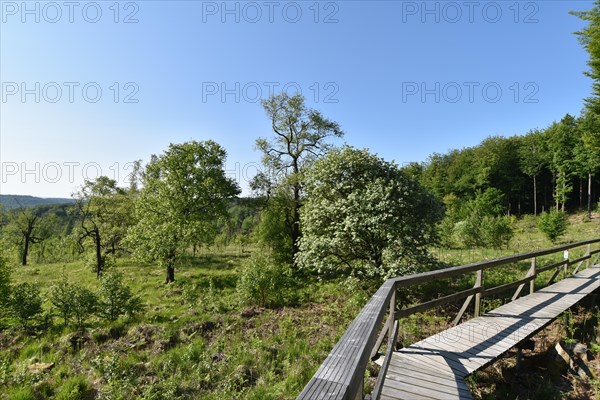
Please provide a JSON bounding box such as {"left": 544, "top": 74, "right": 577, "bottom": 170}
{"left": 1, "top": 253, "right": 365, "bottom": 399}
{"left": 0, "top": 213, "right": 599, "bottom": 399}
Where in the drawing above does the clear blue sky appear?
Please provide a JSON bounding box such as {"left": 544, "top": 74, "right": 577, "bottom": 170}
{"left": 0, "top": 0, "right": 595, "bottom": 197}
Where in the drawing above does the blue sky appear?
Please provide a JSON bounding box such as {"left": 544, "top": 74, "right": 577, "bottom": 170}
{"left": 0, "top": 0, "right": 595, "bottom": 197}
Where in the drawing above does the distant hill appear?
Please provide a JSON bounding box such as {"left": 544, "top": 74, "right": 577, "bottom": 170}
{"left": 0, "top": 194, "right": 75, "bottom": 210}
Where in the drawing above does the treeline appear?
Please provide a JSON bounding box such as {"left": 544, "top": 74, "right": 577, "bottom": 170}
{"left": 2, "top": 106, "right": 600, "bottom": 281}
{"left": 417, "top": 113, "right": 600, "bottom": 218}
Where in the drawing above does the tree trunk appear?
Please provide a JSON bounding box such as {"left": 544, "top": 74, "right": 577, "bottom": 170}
{"left": 291, "top": 183, "right": 301, "bottom": 265}
{"left": 588, "top": 172, "right": 593, "bottom": 218}
{"left": 22, "top": 235, "right": 30, "bottom": 266}
{"left": 95, "top": 233, "right": 103, "bottom": 279}
{"left": 580, "top": 177, "right": 583, "bottom": 209}
{"left": 166, "top": 264, "right": 175, "bottom": 283}
{"left": 533, "top": 175, "right": 537, "bottom": 215}
{"left": 165, "top": 252, "right": 175, "bottom": 283}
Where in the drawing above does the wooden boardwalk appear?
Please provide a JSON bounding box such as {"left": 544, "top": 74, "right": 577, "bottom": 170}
{"left": 380, "top": 265, "right": 600, "bottom": 400}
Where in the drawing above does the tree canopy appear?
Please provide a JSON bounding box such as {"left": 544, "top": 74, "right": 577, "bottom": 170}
{"left": 254, "top": 93, "right": 343, "bottom": 264}
{"left": 127, "top": 140, "right": 239, "bottom": 283}
{"left": 297, "top": 146, "right": 442, "bottom": 280}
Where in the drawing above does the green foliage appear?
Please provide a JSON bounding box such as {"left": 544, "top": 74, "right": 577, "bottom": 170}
{"left": 97, "top": 270, "right": 143, "bottom": 321}
{"left": 73, "top": 176, "right": 135, "bottom": 277}
{"left": 298, "top": 146, "right": 443, "bottom": 280}
{"left": 254, "top": 93, "right": 344, "bottom": 264}
{"left": 72, "top": 287, "right": 98, "bottom": 329}
{"left": 8, "top": 386, "right": 36, "bottom": 400}
{"left": 10, "top": 282, "right": 42, "bottom": 329}
{"left": 55, "top": 376, "right": 93, "bottom": 400}
{"left": 0, "top": 256, "right": 12, "bottom": 321}
{"left": 237, "top": 252, "right": 292, "bottom": 307}
{"left": 454, "top": 214, "right": 515, "bottom": 249}
{"left": 572, "top": 1, "right": 600, "bottom": 113}
{"left": 127, "top": 140, "right": 240, "bottom": 282}
{"left": 480, "top": 216, "right": 515, "bottom": 249}
{"left": 254, "top": 194, "right": 293, "bottom": 264}
{"left": 50, "top": 275, "right": 76, "bottom": 325}
{"left": 446, "top": 189, "right": 514, "bottom": 249}
{"left": 538, "top": 210, "right": 569, "bottom": 243}
{"left": 50, "top": 274, "right": 98, "bottom": 328}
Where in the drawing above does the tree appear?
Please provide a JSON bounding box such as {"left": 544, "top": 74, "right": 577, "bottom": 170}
{"left": 518, "top": 129, "right": 547, "bottom": 215}
{"left": 4, "top": 206, "right": 54, "bottom": 266}
{"left": 572, "top": 1, "right": 600, "bottom": 113}
{"left": 546, "top": 115, "right": 578, "bottom": 211}
{"left": 577, "top": 112, "right": 600, "bottom": 217}
{"left": 73, "top": 177, "right": 134, "bottom": 278}
{"left": 127, "top": 140, "right": 239, "bottom": 283}
{"left": 255, "top": 93, "right": 343, "bottom": 263}
{"left": 97, "top": 270, "right": 141, "bottom": 321}
{"left": 538, "top": 209, "right": 568, "bottom": 243}
{"left": 297, "top": 146, "right": 443, "bottom": 280}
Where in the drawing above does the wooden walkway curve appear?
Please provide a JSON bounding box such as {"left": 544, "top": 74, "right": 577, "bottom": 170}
{"left": 296, "top": 239, "right": 600, "bottom": 400}
{"left": 381, "top": 265, "right": 600, "bottom": 400}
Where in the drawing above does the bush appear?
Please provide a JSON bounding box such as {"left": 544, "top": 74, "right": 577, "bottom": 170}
{"left": 538, "top": 209, "right": 568, "bottom": 243}
{"left": 437, "top": 217, "right": 457, "bottom": 248}
{"left": 10, "top": 282, "right": 42, "bottom": 329}
{"left": 453, "top": 214, "right": 514, "bottom": 249}
{"left": 55, "top": 375, "right": 93, "bottom": 400}
{"left": 50, "top": 275, "right": 76, "bottom": 325}
{"left": 97, "top": 270, "right": 143, "bottom": 321}
{"left": 0, "top": 257, "right": 12, "bottom": 321}
{"left": 237, "top": 252, "right": 292, "bottom": 308}
{"left": 72, "top": 287, "right": 98, "bottom": 329}
{"left": 480, "top": 215, "right": 514, "bottom": 249}
{"left": 50, "top": 276, "right": 98, "bottom": 328}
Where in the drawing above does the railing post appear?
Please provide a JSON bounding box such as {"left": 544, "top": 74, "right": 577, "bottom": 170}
{"left": 586, "top": 244, "right": 591, "bottom": 269}
{"left": 563, "top": 250, "right": 569, "bottom": 279}
{"left": 474, "top": 269, "right": 482, "bottom": 317}
{"left": 389, "top": 286, "right": 396, "bottom": 347}
{"left": 530, "top": 257, "right": 536, "bottom": 294}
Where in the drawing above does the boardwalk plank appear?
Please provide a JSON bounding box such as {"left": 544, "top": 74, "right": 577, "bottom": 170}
{"left": 381, "top": 266, "right": 600, "bottom": 400}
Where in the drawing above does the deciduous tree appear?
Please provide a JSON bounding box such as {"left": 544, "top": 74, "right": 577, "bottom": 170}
{"left": 127, "top": 140, "right": 239, "bottom": 283}
{"left": 297, "top": 146, "right": 442, "bottom": 280}
{"left": 73, "top": 177, "right": 134, "bottom": 278}
{"left": 255, "top": 93, "right": 343, "bottom": 263}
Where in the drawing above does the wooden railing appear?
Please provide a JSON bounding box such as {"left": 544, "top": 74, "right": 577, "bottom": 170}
{"left": 296, "top": 238, "right": 600, "bottom": 400}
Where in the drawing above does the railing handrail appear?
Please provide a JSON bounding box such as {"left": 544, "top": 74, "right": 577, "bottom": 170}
{"left": 296, "top": 238, "right": 600, "bottom": 400}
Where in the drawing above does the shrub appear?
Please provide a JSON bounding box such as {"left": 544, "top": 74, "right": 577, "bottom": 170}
{"left": 50, "top": 275, "right": 76, "bottom": 325}
{"left": 237, "top": 252, "right": 291, "bottom": 308}
{"left": 538, "top": 209, "right": 568, "bottom": 243}
{"left": 437, "top": 217, "right": 457, "bottom": 248}
{"left": 480, "top": 215, "right": 515, "bottom": 249}
{"left": 8, "top": 387, "right": 35, "bottom": 400}
{"left": 97, "top": 270, "right": 143, "bottom": 321}
{"left": 454, "top": 216, "right": 483, "bottom": 248}
{"left": 55, "top": 375, "right": 93, "bottom": 400}
{"left": 50, "top": 275, "right": 98, "bottom": 329}
{"left": 72, "top": 287, "right": 98, "bottom": 329}
{"left": 0, "top": 257, "right": 12, "bottom": 321}
{"left": 10, "top": 282, "right": 42, "bottom": 329}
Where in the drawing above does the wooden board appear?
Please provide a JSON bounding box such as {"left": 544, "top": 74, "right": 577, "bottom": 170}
{"left": 381, "top": 266, "right": 600, "bottom": 400}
